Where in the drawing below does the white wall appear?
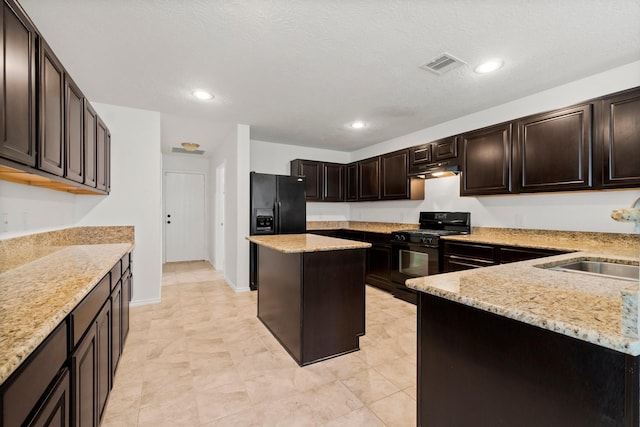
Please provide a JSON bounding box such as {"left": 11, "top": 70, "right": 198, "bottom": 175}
{"left": 250, "top": 139, "right": 351, "bottom": 221}
{"left": 0, "top": 181, "right": 77, "bottom": 238}
{"left": 349, "top": 61, "right": 640, "bottom": 233}
{"left": 210, "top": 124, "right": 251, "bottom": 291}
{"left": 76, "top": 103, "right": 163, "bottom": 305}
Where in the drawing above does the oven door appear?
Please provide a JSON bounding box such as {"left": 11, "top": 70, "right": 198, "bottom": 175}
{"left": 391, "top": 242, "right": 440, "bottom": 303}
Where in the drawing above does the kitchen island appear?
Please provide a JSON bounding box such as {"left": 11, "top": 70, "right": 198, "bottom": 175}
{"left": 407, "top": 230, "right": 640, "bottom": 426}
{"left": 247, "top": 234, "right": 371, "bottom": 366}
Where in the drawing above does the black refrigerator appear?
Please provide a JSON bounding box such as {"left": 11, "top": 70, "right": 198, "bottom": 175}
{"left": 249, "top": 172, "right": 306, "bottom": 290}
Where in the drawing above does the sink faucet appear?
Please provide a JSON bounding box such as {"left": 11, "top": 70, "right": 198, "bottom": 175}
{"left": 611, "top": 196, "right": 640, "bottom": 233}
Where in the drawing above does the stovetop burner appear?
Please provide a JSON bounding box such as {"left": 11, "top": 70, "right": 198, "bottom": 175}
{"left": 392, "top": 212, "right": 471, "bottom": 243}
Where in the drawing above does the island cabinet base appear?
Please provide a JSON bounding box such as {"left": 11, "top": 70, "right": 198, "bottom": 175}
{"left": 418, "top": 293, "right": 639, "bottom": 427}
{"left": 257, "top": 246, "right": 366, "bottom": 366}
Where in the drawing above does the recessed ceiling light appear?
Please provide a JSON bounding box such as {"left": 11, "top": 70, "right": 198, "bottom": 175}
{"left": 192, "top": 90, "right": 213, "bottom": 100}
{"left": 474, "top": 60, "right": 504, "bottom": 74}
{"left": 350, "top": 121, "right": 366, "bottom": 129}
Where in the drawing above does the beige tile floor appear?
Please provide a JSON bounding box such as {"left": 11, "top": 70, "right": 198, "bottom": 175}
{"left": 102, "top": 261, "right": 417, "bottom": 426}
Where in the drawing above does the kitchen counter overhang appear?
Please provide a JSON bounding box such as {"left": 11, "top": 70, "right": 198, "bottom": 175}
{"left": 407, "top": 229, "right": 640, "bottom": 355}
{"left": 247, "top": 233, "right": 372, "bottom": 253}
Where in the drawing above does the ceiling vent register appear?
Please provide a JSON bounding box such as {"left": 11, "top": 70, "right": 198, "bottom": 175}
{"left": 420, "top": 53, "right": 466, "bottom": 75}
{"left": 171, "top": 147, "right": 205, "bottom": 155}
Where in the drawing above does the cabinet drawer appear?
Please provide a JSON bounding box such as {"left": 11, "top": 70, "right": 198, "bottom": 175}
{"left": 110, "top": 260, "right": 121, "bottom": 290}
{"left": 1, "top": 321, "right": 68, "bottom": 427}
{"left": 69, "top": 274, "right": 110, "bottom": 349}
{"left": 121, "top": 253, "right": 130, "bottom": 275}
{"left": 498, "top": 246, "right": 566, "bottom": 264}
{"left": 443, "top": 242, "right": 495, "bottom": 261}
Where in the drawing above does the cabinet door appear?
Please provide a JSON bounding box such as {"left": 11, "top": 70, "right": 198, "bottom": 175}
{"left": 291, "top": 159, "right": 321, "bottom": 201}
{"left": 600, "top": 88, "right": 640, "bottom": 188}
{"left": 380, "top": 150, "right": 409, "bottom": 200}
{"left": 96, "top": 301, "right": 111, "bottom": 423}
{"left": 0, "top": 0, "right": 36, "bottom": 166}
{"left": 72, "top": 322, "right": 97, "bottom": 427}
{"left": 111, "top": 282, "right": 122, "bottom": 379}
{"left": 96, "top": 117, "right": 108, "bottom": 191}
{"left": 64, "top": 76, "right": 84, "bottom": 183}
{"left": 322, "top": 162, "right": 345, "bottom": 201}
{"left": 345, "top": 163, "right": 358, "bottom": 201}
{"left": 38, "top": 40, "right": 65, "bottom": 176}
{"left": 83, "top": 101, "right": 97, "bottom": 187}
{"left": 27, "top": 369, "right": 70, "bottom": 427}
{"left": 460, "top": 123, "right": 513, "bottom": 196}
{"left": 498, "top": 246, "right": 566, "bottom": 264}
{"left": 516, "top": 104, "right": 593, "bottom": 192}
{"left": 358, "top": 156, "right": 380, "bottom": 200}
{"left": 432, "top": 136, "right": 458, "bottom": 161}
{"left": 122, "top": 270, "right": 131, "bottom": 343}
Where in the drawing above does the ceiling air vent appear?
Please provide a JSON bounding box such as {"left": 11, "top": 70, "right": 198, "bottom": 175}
{"left": 420, "top": 53, "right": 466, "bottom": 75}
{"left": 171, "top": 147, "right": 205, "bottom": 155}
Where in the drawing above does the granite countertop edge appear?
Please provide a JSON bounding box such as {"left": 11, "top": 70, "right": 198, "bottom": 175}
{"left": 247, "top": 234, "right": 372, "bottom": 253}
{"left": 406, "top": 251, "right": 640, "bottom": 356}
{"left": 0, "top": 243, "right": 133, "bottom": 385}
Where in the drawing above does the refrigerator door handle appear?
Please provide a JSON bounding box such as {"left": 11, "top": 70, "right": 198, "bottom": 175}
{"left": 275, "top": 201, "right": 281, "bottom": 234}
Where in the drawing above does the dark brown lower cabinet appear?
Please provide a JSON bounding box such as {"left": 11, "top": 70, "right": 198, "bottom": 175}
{"left": 111, "top": 282, "right": 122, "bottom": 380}
{"left": 418, "top": 293, "right": 636, "bottom": 426}
{"left": 257, "top": 245, "right": 366, "bottom": 366}
{"left": 95, "top": 301, "right": 111, "bottom": 423}
{"left": 72, "top": 320, "right": 97, "bottom": 427}
{"left": 72, "top": 298, "right": 111, "bottom": 427}
{"left": 122, "top": 270, "right": 131, "bottom": 343}
{"left": 27, "top": 369, "right": 70, "bottom": 427}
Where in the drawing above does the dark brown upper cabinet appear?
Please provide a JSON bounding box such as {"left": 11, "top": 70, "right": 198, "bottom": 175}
{"left": 358, "top": 156, "right": 380, "bottom": 200}
{"left": 460, "top": 123, "right": 513, "bottom": 196}
{"left": 0, "top": 0, "right": 36, "bottom": 167}
{"left": 64, "top": 75, "right": 84, "bottom": 183}
{"left": 96, "top": 117, "right": 109, "bottom": 192}
{"left": 432, "top": 137, "right": 458, "bottom": 161}
{"left": 322, "top": 162, "right": 345, "bottom": 202}
{"left": 381, "top": 149, "right": 409, "bottom": 200}
{"left": 38, "top": 39, "right": 65, "bottom": 176}
{"left": 409, "top": 143, "right": 432, "bottom": 173}
{"left": 291, "top": 159, "right": 322, "bottom": 201}
{"left": 515, "top": 104, "right": 593, "bottom": 192}
{"left": 599, "top": 87, "right": 640, "bottom": 189}
{"left": 84, "top": 101, "right": 97, "bottom": 187}
{"left": 345, "top": 163, "right": 358, "bottom": 201}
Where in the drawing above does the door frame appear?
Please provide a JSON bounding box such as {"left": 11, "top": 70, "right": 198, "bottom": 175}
{"left": 214, "top": 162, "right": 225, "bottom": 272}
{"left": 162, "top": 170, "right": 209, "bottom": 264}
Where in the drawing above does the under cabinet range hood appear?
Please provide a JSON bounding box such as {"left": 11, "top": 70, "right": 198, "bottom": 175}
{"left": 410, "top": 160, "right": 460, "bottom": 179}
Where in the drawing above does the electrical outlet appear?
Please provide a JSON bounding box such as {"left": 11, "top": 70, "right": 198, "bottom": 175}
{"left": 2, "top": 213, "right": 8, "bottom": 232}
{"left": 515, "top": 213, "right": 525, "bottom": 227}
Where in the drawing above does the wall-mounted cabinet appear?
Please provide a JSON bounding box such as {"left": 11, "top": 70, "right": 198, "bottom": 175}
{"left": 460, "top": 123, "right": 513, "bottom": 196}
{"left": 515, "top": 104, "right": 593, "bottom": 193}
{"left": 322, "top": 162, "right": 345, "bottom": 202}
{"left": 409, "top": 137, "right": 459, "bottom": 176}
{"left": 0, "top": 0, "right": 37, "bottom": 167}
{"left": 290, "top": 159, "right": 321, "bottom": 201}
{"left": 38, "top": 39, "right": 65, "bottom": 176}
{"left": 599, "top": 87, "right": 640, "bottom": 189}
{"left": 380, "top": 150, "right": 409, "bottom": 199}
{"left": 0, "top": 0, "right": 111, "bottom": 195}
{"left": 358, "top": 156, "right": 380, "bottom": 201}
{"left": 345, "top": 163, "right": 358, "bottom": 201}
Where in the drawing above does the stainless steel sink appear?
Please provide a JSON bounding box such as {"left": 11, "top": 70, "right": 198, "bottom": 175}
{"left": 547, "top": 260, "right": 639, "bottom": 282}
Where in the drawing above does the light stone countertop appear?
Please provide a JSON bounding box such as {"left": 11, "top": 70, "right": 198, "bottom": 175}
{"left": 408, "top": 227, "right": 640, "bottom": 355}
{"left": 0, "top": 243, "right": 133, "bottom": 385}
{"left": 307, "top": 221, "right": 418, "bottom": 234}
{"left": 247, "top": 233, "right": 371, "bottom": 253}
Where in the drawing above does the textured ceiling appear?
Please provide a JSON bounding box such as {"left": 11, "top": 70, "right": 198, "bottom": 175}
{"left": 18, "top": 0, "right": 640, "bottom": 153}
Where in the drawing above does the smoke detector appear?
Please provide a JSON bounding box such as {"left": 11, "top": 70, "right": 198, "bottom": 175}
{"left": 420, "top": 53, "right": 466, "bottom": 75}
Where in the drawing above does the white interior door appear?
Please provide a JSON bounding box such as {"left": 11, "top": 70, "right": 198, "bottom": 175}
{"left": 165, "top": 172, "right": 206, "bottom": 262}
{"left": 214, "top": 163, "right": 225, "bottom": 271}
